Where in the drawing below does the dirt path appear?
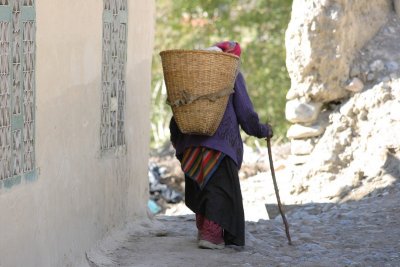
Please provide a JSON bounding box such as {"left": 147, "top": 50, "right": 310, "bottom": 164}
{"left": 86, "top": 172, "right": 400, "bottom": 267}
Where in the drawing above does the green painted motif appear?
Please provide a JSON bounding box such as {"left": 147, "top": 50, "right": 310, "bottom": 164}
{"left": 100, "top": 0, "right": 128, "bottom": 152}
{"left": 0, "top": 0, "right": 36, "bottom": 190}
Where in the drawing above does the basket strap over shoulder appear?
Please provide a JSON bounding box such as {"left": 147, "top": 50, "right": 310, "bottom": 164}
{"left": 166, "top": 87, "right": 234, "bottom": 107}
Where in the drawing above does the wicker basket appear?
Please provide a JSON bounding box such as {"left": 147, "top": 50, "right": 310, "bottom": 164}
{"left": 160, "top": 49, "right": 240, "bottom": 136}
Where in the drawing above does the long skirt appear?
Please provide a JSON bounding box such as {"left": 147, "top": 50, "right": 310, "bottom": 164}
{"left": 185, "top": 156, "right": 245, "bottom": 246}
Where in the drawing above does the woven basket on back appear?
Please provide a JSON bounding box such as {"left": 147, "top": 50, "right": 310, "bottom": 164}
{"left": 160, "top": 49, "right": 240, "bottom": 136}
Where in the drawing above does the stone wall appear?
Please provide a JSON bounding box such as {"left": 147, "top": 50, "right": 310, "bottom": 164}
{"left": 284, "top": 0, "right": 400, "bottom": 199}
{"left": 285, "top": 0, "right": 392, "bottom": 158}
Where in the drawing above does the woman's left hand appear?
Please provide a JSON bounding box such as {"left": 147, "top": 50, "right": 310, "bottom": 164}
{"left": 265, "top": 123, "right": 273, "bottom": 139}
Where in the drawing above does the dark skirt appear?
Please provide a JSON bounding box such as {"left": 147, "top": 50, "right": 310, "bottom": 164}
{"left": 185, "top": 156, "right": 245, "bottom": 246}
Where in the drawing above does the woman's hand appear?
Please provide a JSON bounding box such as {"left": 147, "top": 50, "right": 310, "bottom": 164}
{"left": 265, "top": 123, "right": 273, "bottom": 139}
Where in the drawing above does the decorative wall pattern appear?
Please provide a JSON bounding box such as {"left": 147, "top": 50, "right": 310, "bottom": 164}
{"left": 0, "top": 0, "right": 35, "bottom": 187}
{"left": 101, "top": 0, "right": 127, "bottom": 151}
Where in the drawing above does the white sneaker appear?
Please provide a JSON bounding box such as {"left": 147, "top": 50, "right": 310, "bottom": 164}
{"left": 198, "top": 239, "right": 225, "bottom": 250}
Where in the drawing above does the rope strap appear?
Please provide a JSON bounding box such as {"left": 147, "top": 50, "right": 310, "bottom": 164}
{"left": 166, "top": 87, "right": 234, "bottom": 107}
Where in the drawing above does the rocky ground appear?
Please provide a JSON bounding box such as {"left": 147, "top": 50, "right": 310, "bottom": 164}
{"left": 86, "top": 142, "right": 400, "bottom": 266}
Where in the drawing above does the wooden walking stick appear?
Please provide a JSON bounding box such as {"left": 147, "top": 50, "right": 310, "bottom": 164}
{"left": 266, "top": 137, "right": 292, "bottom": 245}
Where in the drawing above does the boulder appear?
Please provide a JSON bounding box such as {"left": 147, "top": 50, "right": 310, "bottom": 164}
{"left": 285, "top": 0, "right": 391, "bottom": 102}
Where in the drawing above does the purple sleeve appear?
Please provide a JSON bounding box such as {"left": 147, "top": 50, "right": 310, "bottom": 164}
{"left": 233, "top": 72, "right": 269, "bottom": 138}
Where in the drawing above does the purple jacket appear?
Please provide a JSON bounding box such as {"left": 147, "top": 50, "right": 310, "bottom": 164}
{"left": 169, "top": 72, "right": 269, "bottom": 169}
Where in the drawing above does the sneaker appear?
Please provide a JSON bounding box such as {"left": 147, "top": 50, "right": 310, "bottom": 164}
{"left": 198, "top": 239, "right": 225, "bottom": 250}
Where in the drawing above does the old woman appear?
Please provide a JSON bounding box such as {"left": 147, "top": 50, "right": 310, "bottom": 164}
{"left": 170, "top": 41, "right": 273, "bottom": 249}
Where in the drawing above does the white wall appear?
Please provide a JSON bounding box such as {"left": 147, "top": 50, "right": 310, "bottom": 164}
{"left": 0, "top": 1, "right": 154, "bottom": 266}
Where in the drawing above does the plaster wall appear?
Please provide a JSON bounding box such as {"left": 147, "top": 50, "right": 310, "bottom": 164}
{"left": 0, "top": 1, "right": 154, "bottom": 266}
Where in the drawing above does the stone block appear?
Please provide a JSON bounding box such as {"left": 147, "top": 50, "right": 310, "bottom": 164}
{"left": 285, "top": 99, "right": 323, "bottom": 123}
{"left": 287, "top": 123, "right": 326, "bottom": 139}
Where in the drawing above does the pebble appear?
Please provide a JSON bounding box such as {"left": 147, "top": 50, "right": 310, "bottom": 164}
{"left": 367, "top": 72, "right": 375, "bottom": 81}
{"left": 386, "top": 61, "right": 399, "bottom": 72}
{"left": 370, "top": 59, "right": 385, "bottom": 72}
{"left": 345, "top": 77, "right": 364, "bottom": 92}
{"left": 322, "top": 203, "right": 334, "bottom": 212}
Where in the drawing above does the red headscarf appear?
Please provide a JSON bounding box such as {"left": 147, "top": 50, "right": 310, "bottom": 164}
{"left": 214, "top": 41, "right": 241, "bottom": 57}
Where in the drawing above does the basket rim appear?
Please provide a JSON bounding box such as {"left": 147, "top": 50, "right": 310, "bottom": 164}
{"left": 159, "top": 49, "right": 240, "bottom": 60}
